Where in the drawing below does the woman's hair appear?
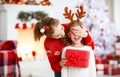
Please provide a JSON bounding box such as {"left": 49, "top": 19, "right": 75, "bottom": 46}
{"left": 67, "top": 20, "right": 85, "bottom": 45}
{"left": 34, "top": 17, "right": 59, "bottom": 41}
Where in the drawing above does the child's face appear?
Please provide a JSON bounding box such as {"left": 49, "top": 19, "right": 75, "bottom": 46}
{"left": 51, "top": 24, "right": 65, "bottom": 39}
{"left": 69, "top": 26, "right": 82, "bottom": 44}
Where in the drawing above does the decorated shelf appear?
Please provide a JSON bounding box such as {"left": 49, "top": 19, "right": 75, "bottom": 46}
{"left": 0, "top": 4, "right": 53, "bottom": 40}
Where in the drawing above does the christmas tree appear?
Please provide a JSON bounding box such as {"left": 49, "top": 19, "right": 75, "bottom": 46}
{"left": 76, "top": 0, "right": 117, "bottom": 56}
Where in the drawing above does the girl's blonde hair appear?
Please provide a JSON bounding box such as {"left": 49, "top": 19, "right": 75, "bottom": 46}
{"left": 67, "top": 20, "right": 83, "bottom": 32}
{"left": 34, "top": 17, "right": 59, "bottom": 41}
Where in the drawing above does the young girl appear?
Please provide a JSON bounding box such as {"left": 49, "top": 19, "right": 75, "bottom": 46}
{"left": 61, "top": 20, "right": 96, "bottom": 77}
{"left": 33, "top": 17, "right": 94, "bottom": 77}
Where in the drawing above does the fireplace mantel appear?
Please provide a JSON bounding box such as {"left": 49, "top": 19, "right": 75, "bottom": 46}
{"left": 0, "top": 4, "right": 53, "bottom": 40}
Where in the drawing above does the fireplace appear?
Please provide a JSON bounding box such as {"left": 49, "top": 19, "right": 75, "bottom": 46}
{"left": 17, "top": 28, "right": 46, "bottom": 61}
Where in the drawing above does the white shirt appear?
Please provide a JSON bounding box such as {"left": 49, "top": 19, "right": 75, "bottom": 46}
{"left": 61, "top": 45, "right": 97, "bottom": 77}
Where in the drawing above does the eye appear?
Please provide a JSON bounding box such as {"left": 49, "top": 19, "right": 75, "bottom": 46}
{"left": 62, "top": 27, "right": 64, "bottom": 30}
{"left": 61, "top": 27, "right": 64, "bottom": 31}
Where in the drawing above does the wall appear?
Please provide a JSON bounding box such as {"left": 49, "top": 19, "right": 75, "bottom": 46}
{"left": 0, "top": 0, "right": 79, "bottom": 40}
{"left": 0, "top": 0, "right": 120, "bottom": 40}
{"left": 114, "top": 0, "right": 120, "bottom": 34}
{"left": 0, "top": 4, "right": 54, "bottom": 40}
{"left": 106, "top": 0, "right": 120, "bottom": 34}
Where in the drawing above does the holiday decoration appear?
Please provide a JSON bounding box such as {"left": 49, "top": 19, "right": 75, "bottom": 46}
{"left": 115, "top": 36, "right": 120, "bottom": 55}
{"left": 15, "top": 11, "right": 48, "bottom": 29}
{"left": 116, "top": 36, "right": 120, "bottom": 42}
{"left": 96, "top": 64, "right": 104, "bottom": 75}
{"left": 31, "top": 23, "right": 35, "bottom": 28}
{"left": 106, "top": 54, "right": 120, "bottom": 64}
{"left": 65, "top": 49, "right": 90, "bottom": 68}
{"left": 76, "top": 0, "right": 117, "bottom": 56}
{"left": 40, "top": 0, "right": 51, "bottom": 6}
{"left": 104, "top": 64, "right": 120, "bottom": 75}
{"left": 17, "top": 11, "right": 31, "bottom": 22}
{"left": 17, "top": 11, "right": 48, "bottom": 22}
{"left": 15, "top": 23, "right": 20, "bottom": 29}
{"left": 15, "top": 22, "right": 35, "bottom": 29}
{"left": 32, "top": 51, "right": 36, "bottom": 60}
{"left": 0, "top": 0, "right": 52, "bottom": 5}
{"left": 1, "top": 0, "right": 25, "bottom": 4}
{"left": 95, "top": 54, "right": 105, "bottom": 75}
{"left": 22, "top": 23, "right": 27, "bottom": 29}
{"left": 32, "top": 11, "right": 48, "bottom": 21}
{"left": 25, "top": 0, "right": 36, "bottom": 5}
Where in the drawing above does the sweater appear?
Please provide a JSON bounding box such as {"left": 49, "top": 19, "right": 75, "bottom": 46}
{"left": 44, "top": 24, "right": 94, "bottom": 72}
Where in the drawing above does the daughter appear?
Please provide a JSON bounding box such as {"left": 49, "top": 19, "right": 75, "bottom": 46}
{"left": 61, "top": 20, "right": 96, "bottom": 77}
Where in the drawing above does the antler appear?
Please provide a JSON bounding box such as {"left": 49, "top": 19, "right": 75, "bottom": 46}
{"left": 63, "top": 7, "right": 74, "bottom": 22}
{"left": 75, "top": 5, "right": 86, "bottom": 20}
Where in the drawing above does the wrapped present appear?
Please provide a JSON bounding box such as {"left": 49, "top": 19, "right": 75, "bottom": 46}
{"left": 104, "top": 64, "right": 120, "bottom": 75}
{"left": 65, "top": 49, "right": 90, "bottom": 68}
{"left": 106, "top": 54, "right": 120, "bottom": 64}
{"left": 115, "top": 42, "right": 120, "bottom": 55}
{"left": 95, "top": 54, "right": 106, "bottom": 64}
{"left": 0, "top": 50, "right": 20, "bottom": 77}
{"left": 96, "top": 64, "right": 104, "bottom": 75}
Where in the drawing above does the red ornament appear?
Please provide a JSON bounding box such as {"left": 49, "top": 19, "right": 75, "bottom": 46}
{"left": 15, "top": 23, "right": 20, "bottom": 29}
{"left": 31, "top": 23, "right": 34, "bottom": 28}
{"left": 40, "top": 0, "right": 51, "bottom": 6}
{"left": 32, "top": 51, "right": 36, "bottom": 60}
{"left": 22, "top": 23, "right": 27, "bottom": 29}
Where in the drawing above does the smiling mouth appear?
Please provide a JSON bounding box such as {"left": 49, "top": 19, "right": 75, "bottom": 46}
{"left": 74, "top": 36, "right": 80, "bottom": 40}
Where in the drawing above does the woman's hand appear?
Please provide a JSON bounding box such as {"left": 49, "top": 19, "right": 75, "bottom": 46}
{"left": 60, "top": 59, "right": 66, "bottom": 67}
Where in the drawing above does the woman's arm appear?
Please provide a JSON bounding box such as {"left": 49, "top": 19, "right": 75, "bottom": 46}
{"left": 46, "top": 50, "right": 62, "bottom": 72}
{"left": 83, "top": 33, "right": 94, "bottom": 50}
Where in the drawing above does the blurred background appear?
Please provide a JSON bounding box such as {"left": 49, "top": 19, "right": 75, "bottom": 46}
{"left": 0, "top": 0, "right": 120, "bottom": 77}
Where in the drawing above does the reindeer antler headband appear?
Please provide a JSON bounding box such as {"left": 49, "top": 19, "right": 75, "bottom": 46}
{"left": 63, "top": 5, "right": 86, "bottom": 22}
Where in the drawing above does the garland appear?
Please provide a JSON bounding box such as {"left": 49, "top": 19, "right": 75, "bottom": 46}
{"left": 17, "top": 11, "right": 48, "bottom": 22}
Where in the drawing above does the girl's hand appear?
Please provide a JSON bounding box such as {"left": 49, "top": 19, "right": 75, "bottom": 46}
{"left": 71, "top": 23, "right": 88, "bottom": 38}
{"left": 60, "top": 59, "right": 66, "bottom": 67}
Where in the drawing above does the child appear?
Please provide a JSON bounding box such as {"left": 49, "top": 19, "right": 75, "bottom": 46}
{"left": 33, "top": 17, "right": 94, "bottom": 77}
{"left": 61, "top": 20, "right": 96, "bottom": 77}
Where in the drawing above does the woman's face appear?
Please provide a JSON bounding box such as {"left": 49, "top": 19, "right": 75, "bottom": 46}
{"left": 51, "top": 24, "right": 65, "bottom": 39}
